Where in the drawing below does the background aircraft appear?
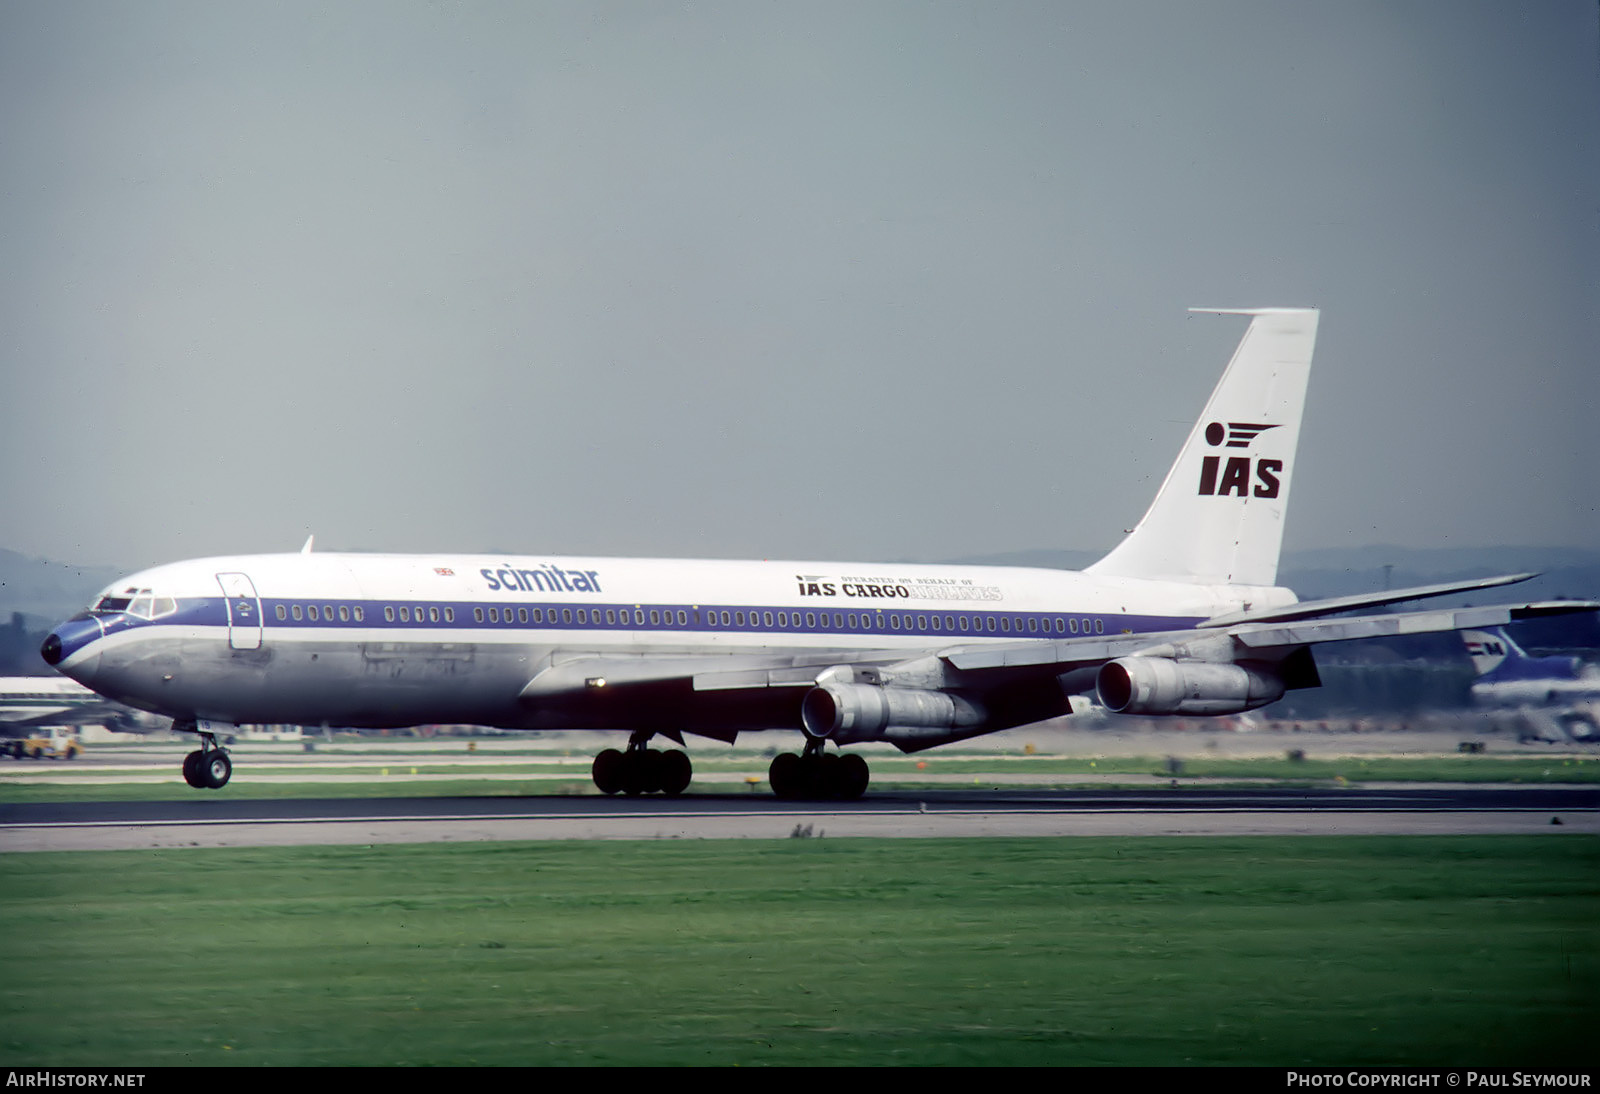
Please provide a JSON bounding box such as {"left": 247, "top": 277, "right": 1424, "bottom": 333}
{"left": 1462, "top": 627, "right": 1599, "bottom": 743}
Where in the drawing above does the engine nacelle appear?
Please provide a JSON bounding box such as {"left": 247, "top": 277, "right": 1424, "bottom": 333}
{"left": 801, "top": 683, "right": 986, "bottom": 745}
{"left": 1096, "top": 657, "right": 1285, "bottom": 716}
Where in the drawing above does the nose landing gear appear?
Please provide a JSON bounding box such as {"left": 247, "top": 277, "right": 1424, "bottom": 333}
{"left": 175, "top": 720, "right": 233, "bottom": 789}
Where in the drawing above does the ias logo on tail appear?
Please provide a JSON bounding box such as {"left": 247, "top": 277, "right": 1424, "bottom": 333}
{"left": 1198, "top": 421, "right": 1283, "bottom": 498}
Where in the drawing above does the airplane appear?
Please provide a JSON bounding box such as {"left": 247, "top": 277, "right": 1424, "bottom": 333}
{"left": 1461, "top": 627, "right": 1600, "bottom": 742}
{"left": 0, "top": 675, "right": 139, "bottom": 732}
{"left": 39, "top": 308, "right": 1598, "bottom": 796}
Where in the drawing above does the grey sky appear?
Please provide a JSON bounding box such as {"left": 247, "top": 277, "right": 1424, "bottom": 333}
{"left": 2, "top": 1, "right": 1595, "bottom": 571}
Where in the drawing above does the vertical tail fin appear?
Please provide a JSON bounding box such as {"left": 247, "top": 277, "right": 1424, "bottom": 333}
{"left": 1462, "top": 628, "right": 1517, "bottom": 677}
{"left": 1087, "top": 308, "right": 1319, "bottom": 587}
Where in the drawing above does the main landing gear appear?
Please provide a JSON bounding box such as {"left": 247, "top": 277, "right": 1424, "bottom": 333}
{"left": 591, "top": 732, "right": 692, "bottom": 797}
{"left": 174, "top": 719, "right": 232, "bottom": 789}
{"left": 769, "top": 740, "right": 869, "bottom": 801}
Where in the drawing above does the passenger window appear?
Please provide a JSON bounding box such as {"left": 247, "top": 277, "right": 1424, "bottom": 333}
{"left": 1095, "top": 619, "right": 1104, "bottom": 634}
{"left": 577, "top": 609, "right": 588, "bottom": 624}
{"left": 606, "top": 610, "right": 616, "bottom": 625}
{"left": 384, "top": 606, "right": 395, "bottom": 622}
{"left": 489, "top": 607, "right": 498, "bottom": 623}
{"left": 354, "top": 607, "right": 364, "bottom": 622}
{"left": 400, "top": 607, "right": 410, "bottom": 622}
{"left": 532, "top": 609, "right": 543, "bottom": 623}
{"left": 474, "top": 608, "right": 484, "bottom": 623}
{"left": 805, "top": 612, "right": 816, "bottom": 628}
{"left": 339, "top": 606, "right": 350, "bottom": 622}
{"left": 517, "top": 608, "right": 526, "bottom": 623}
{"left": 735, "top": 611, "right": 744, "bottom": 627}
{"left": 763, "top": 611, "right": 774, "bottom": 627}
{"left": 650, "top": 610, "right": 660, "bottom": 626}
{"left": 276, "top": 605, "right": 287, "bottom": 621}
{"left": 308, "top": 605, "right": 319, "bottom": 621}
{"left": 563, "top": 609, "right": 573, "bottom": 624}
{"left": 677, "top": 610, "right": 687, "bottom": 625}
{"left": 916, "top": 615, "right": 927, "bottom": 630}
{"left": 324, "top": 604, "right": 333, "bottom": 620}
{"left": 1028, "top": 618, "right": 1038, "bottom": 633}
{"left": 293, "top": 605, "right": 304, "bottom": 621}
{"left": 429, "top": 607, "right": 440, "bottom": 623}
{"left": 446, "top": 608, "right": 456, "bottom": 623}
{"left": 1000, "top": 617, "right": 1010, "bottom": 632}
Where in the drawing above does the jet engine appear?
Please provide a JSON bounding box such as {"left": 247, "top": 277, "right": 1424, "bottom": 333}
{"left": 1096, "top": 657, "right": 1285, "bottom": 716}
{"left": 800, "top": 683, "right": 986, "bottom": 745}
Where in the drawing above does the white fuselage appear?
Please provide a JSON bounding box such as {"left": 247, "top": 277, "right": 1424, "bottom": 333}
{"left": 48, "top": 551, "right": 1295, "bottom": 734}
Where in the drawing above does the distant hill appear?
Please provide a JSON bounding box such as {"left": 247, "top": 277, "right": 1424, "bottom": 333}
{"left": 0, "top": 548, "right": 123, "bottom": 630}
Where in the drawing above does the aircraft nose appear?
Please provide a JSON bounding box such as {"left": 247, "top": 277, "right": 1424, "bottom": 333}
{"left": 40, "top": 617, "right": 103, "bottom": 677}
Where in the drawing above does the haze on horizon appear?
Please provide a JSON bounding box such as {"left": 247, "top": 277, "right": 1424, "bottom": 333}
{"left": 2, "top": 2, "right": 1595, "bottom": 573}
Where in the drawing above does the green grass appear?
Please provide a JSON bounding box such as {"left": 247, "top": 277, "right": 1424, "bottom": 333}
{"left": 1, "top": 837, "right": 1595, "bottom": 1066}
{"left": 2, "top": 753, "right": 1595, "bottom": 803}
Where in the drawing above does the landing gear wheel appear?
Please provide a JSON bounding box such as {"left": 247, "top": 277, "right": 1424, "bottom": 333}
{"left": 182, "top": 750, "right": 206, "bottom": 788}
{"left": 200, "top": 751, "right": 232, "bottom": 789}
{"left": 591, "top": 737, "right": 695, "bottom": 796}
{"left": 592, "top": 748, "right": 625, "bottom": 795}
{"left": 658, "top": 749, "right": 692, "bottom": 797}
{"left": 622, "top": 749, "right": 661, "bottom": 796}
{"left": 834, "top": 753, "right": 869, "bottom": 800}
{"left": 769, "top": 752, "right": 804, "bottom": 799}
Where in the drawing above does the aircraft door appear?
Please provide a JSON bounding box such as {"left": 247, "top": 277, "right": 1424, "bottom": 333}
{"left": 216, "top": 572, "right": 263, "bottom": 650}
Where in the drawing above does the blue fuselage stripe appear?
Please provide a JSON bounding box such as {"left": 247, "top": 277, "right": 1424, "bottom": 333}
{"left": 80, "top": 596, "right": 1200, "bottom": 646}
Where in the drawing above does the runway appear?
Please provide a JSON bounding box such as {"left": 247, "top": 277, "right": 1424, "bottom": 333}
{"left": 4, "top": 786, "right": 1595, "bottom": 850}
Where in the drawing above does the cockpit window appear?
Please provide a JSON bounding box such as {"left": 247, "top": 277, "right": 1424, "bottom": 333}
{"left": 93, "top": 588, "right": 177, "bottom": 619}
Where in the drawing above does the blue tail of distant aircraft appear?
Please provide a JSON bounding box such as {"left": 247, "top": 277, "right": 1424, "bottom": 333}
{"left": 1461, "top": 628, "right": 1583, "bottom": 683}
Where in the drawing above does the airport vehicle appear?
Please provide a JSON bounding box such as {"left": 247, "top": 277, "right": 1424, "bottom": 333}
{"left": 2, "top": 726, "right": 81, "bottom": 760}
{"left": 40, "top": 309, "right": 1596, "bottom": 795}
{"left": 1462, "top": 627, "right": 1599, "bottom": 742}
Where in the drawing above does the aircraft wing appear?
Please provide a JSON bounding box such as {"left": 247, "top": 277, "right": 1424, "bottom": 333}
{"left": 518, "top": 600, "right": 1600, "bottom": 699}
{"left": 519, "top": 648, "right": 910, "bottom": 700}
{"left": 1196, "top": 573, "right": 1538, "bottom": 628}
{"left": 946, "top": 600, "right": 1600, "bottom": 673}
{"left": 0, "top": 701, "right": 132, "bottom": 731}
